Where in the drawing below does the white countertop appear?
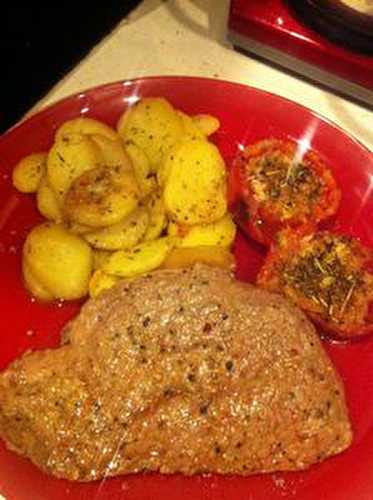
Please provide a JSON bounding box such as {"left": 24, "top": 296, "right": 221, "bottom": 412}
{"left": 32, "top": 0, "right": 372, "bottom": 151}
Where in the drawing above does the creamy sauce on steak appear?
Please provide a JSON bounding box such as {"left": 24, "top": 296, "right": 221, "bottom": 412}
{"left": 0, "top": 265, "right": 352, "bottom": 481}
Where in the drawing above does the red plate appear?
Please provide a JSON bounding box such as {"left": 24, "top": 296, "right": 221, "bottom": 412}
{"left": 0, "top": 77, "right": 372, "bottom": 500}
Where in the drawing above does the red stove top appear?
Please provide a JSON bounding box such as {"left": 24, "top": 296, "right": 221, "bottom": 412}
{"left": 228, "top": 0, "right": 373, "bottom": 107}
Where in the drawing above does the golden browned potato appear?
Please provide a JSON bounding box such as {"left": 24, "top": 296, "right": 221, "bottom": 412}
{"left": 92, "top": 249, "right": 113, "bottom": 270}
{"left": 143, "top": 190, "right": 167, "bottom": 241}
{"left": 168, "top": 214, "right": 236, "bottom": 248}
{"left": 23, "top": 223, "right": 93, "bottom": 300}
{"left": 84, "top": 207, "right": 149, "bottom": 250}
{"left": 47, "top": 133, "right": 103, "bottom": 201}
{"left": 90, "top": 134, "right": 133, "bottom": 171}
{"left": 160, "top": 246, "right": 234, "bottom": 271}
{"left": 156, "top": 114, "right": 205, "bottom": 187}
{"left": 125, "top": 143, "right": 157, "bottom": 196}
{"left": 55, "top": 117, "right": 118, "bottom": 142}
{"left": 22, "top": 259, "right": 54, "bottom": 302}
{"left": 67, "top": 222, "right": 93, "bottom": 235}
{"left": 103, "top": 237, "right": 174, "bottom": 278}
{"left": 192, "top": 114, "right": 220, "bottom": 136}
{"left": 163, "top": 139, "right": 227, "bottom": 225}
{"left": 36, "top": 177, "right": 63, "bottom": 222}
{"left": 63, "top": 165, "right": 140, "bottom": 227}
{"left": 89, "top": 269, "right": 120, "bottom": 298}
{"left": 117, "top": 97, "right": 184, "bottom": 172}
{"left": 12, "top": 152, "right": 47, "bottom": 193}
{"left": 177, "top": 111, "right": 205, "bottom": 141}
{"left": 156, "top": 153, "right": 173, "bottom": 187}
{"left": 17, "top": 102, "right": 232, "bottom": 305}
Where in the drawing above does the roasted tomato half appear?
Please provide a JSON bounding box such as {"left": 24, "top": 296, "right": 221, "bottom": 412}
{"left": 257, "top": 230, "right": 373, "bottom": 339}
{"left": 229, "top": 139, "right": 341, "bottom": 246}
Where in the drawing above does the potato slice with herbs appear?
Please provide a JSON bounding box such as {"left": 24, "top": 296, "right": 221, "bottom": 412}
{"left": 125, "top": 143, "right": 156, "bottom": 196}
{"left": 163, "top": 139, "right": 227, "bottom": 225}
{"left": 156, "top": 117, "right": 219, "bottom": 186}
{"left": 36, "top": 177, "right": 63, "bottom": 222}
{"left": 168, "top": 214, "right": 236, "bottom": 248}
{"left": 161, "top": 246, "right": 234, "bottom": 271}
{"left": 177, "top": 111, "right": 205, "bottom": 141}
{"left": 103, "top": 237, "right": 174, "bottom": 278}
{"left": 23, "top": 259, "right": 54, "bottom": 302}
{"left": 84, "top": 207, "right": 149, "bottom": 250}
{"left": 92, "top": 249, "right": 113, "bottom": 270}
{"left": 143, "top": 190, "right": 167, "bottom": 242}
{"left": 192, "top": 114, "right": 220, "bottom": 136}
{"left": 63, "top": 165, "right": 140, "bottom": 227}
{"left": 89, "top": 269, "right": 120, "bottom": 298}
{"left": 23, "top": 223, "right": 93, "bottom": 300}
{"left": 47, "top": 133, "right": 103, "bottom": 201}
{"left": 90, "top": 134, "right": 133, "bottom": 171}
{"left": 117, "top": 97, "right": 184, "bottom": 172}
{"left": 12, "top": 152, "right": 47, "bottom": 193}
{"left": 67, "top": 222, "right": 93, "bottom": 235}
{"left": 55, "top": 117, "right": 118, "bottom": 142}
{"left": 157, "top": 154, "right": 173, "bottom": 187}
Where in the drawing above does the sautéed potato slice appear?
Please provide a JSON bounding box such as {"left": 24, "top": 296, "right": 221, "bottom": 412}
{"left": 163, "top": 139, "right": 227, "bottom": 225}
{"left": 103, "top": 237, "right": 175, "bottom": 278}
{"left": 36, "top": 177, "right": 63, "bottom": 223}
{"left": 117, "top": 97, "right": 184, "bottom": 172}
{"left": 12, "top": 152, "right": 47, "bottom": 193}
{"left": 55, "top": 117, "right": 118, "bottom": 142}
{"left": 47, "top": 133, "right": 103, "bottom": 201}
{"left": 23, "top": 223, "right": 93, "bottom": 300}
{"left": 84, "top": 207, "right": 149, "bottom": 251}
{"left": 63, "top": 165, "right": 140, "bottom": 227}
{"left": 13, "top": 98, "right": 234, "bottom": 301}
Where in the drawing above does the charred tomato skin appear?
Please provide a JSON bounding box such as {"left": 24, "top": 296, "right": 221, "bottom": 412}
{"left": 229, "top": 139, "right": 341, "bottom": 246}
{"left": 257, "top": 230, "right": 373, "bottom": 340}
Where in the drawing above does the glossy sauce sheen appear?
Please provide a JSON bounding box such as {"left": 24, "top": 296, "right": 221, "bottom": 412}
{"left": 0, "top": 265, "right": 352, "bottom": 481}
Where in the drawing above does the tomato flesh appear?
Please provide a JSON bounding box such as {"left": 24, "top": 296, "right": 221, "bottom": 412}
{"left": 257, "top": 230, "right": 373, "bottom": 339}
{"left": 229, "top": 139, "right": 341, "bottom": 246}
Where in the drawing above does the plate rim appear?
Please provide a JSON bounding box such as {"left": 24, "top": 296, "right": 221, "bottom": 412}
{"left": 1, "top": 75, "right": 372, "bottom": 157}
{"left": 0, "top": 74, "right": 372, "bottom": 500}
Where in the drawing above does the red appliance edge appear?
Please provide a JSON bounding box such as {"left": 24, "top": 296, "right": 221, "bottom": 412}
{"left": 228, "top": 0, "right": 373, "bottom": 92}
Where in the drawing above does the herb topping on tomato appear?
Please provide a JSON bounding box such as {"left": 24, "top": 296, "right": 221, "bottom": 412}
{"left": 257, "top": 230, "right": 373, "bottom": 339}
{"left": 230, "top": 139, "right": 341, "bottom": 246}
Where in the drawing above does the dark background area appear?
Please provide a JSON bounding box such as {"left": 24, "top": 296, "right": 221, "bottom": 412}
{"left": 2, "top": 4, "right": 141, "bottom": 133}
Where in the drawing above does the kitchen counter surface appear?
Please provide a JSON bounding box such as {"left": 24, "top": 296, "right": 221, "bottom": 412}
{"left": 28, "top": 0, "right": 373, "bottom": 151}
